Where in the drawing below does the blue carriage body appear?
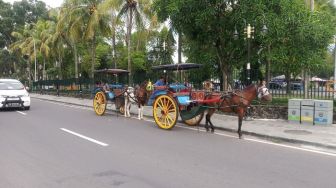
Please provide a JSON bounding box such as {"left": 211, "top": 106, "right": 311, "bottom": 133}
{"left": 147, "top": 83, "right": 191, "bottom": 106}
{"left": 93, "top": 83, "right": 124, "bottom": 100}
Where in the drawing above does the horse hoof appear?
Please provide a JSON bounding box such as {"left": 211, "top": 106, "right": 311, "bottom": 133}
{"left": 211, "top": 129, "right": 215, "bottom": 133}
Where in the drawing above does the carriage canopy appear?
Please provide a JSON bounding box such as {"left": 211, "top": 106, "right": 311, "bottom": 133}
{"left": 151, "top": 63, "right": 202, "bottom": 71}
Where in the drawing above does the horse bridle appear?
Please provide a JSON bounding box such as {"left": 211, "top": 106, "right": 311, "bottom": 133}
{"left": 256, "top": 85, "right": 270, "bottom": 99}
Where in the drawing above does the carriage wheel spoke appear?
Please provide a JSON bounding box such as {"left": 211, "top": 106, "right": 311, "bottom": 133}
{"left": 166, "top": 115, "right": 174, "bottom": 124}
{"left": 163, "top": 98, "right": 167, "bottom": 108}
{"left": 164, "top": 116, "right": 168, "bottom": 127}
{"left": 157, "top": 100, "right": 164, "bottom": 110}
{"left": 167, "top": 103, "right": 173, "bottom": 111}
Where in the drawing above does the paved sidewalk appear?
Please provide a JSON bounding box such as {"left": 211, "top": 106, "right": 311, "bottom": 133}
{"left": 31, "top": 93, "right": 336, "bottom": 153}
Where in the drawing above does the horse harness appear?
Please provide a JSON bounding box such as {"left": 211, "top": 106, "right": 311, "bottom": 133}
{"left": 205, "top": 85, "right": 262, "bottom": 111}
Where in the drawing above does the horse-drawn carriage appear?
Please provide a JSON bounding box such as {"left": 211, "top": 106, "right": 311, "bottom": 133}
{"left": 144, "top": 63, "right": 207, "bottom": 129}
{"left": 91, "top": 65, "right": 272, "bottom": 139}
{"left": 93, "top": 68, "right": 129, "bottom": 116}
{"left": 137, "top": 63, "right": 272, "bottom": 138}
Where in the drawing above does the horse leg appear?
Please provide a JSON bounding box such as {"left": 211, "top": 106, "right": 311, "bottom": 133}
{"left": 140, "top": 106, "right": 143, "bottom": 119}
{"left": 205, "top": 113, "right": 210, "bottom": 132}
{"left": 208, "top": 109, "right": 216, "bottom": 133}
{"left": 124, "top": 97, "right": 128, "bottom": 117}
{"left": 237, "top": 108, "right": 244, "bottom": 139}
{"left": 137, "top": 103, "right": 141, "bottom": 119}
{"left": 127, "top": 102, "right": 131, "bottom": 117}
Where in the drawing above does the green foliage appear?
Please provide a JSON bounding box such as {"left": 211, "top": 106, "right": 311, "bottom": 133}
{"left": 0, "top": 1, "right": 15, "bottom": 48}
{"left": 3, "top": 0, "right": 336, "bottom": 86}
{"left": 95, "top": 42, "right": 111, "bottom": 69}
{"left": 154, "top": 0, "right": 336, "bottom": 88}
{"left": 119, "top": 50, "right": 147, "bottom": 71}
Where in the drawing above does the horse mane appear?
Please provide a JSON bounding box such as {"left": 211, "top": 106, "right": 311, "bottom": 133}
{"left": 245, "top": 84, "right": 256, "bottom": 89}
{"left": 140, "top": 80, "right": 148, "bottom": 88}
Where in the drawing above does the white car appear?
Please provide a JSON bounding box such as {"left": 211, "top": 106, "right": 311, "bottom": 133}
{"left": 0, "top": 79, "right": 30, "bottom": 110}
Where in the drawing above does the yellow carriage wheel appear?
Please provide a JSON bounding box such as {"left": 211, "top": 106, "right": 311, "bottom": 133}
{"left": 184, "top": 112, "right": 204, "bottom": 126}
{"left": 153, "top": 95, "right": 178, "bottom": 130}
{"left": 93, "top": 91, "right": 107, "bottom": 116}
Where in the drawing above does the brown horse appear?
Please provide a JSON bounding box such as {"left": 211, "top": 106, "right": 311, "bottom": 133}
{"left": 133, "top": 81, "right": 152, "bottom": 119}
{"left": 204, "top": 83, "right": 272, "bottom": 138}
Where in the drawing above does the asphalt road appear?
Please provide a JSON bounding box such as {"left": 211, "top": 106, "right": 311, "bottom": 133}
{"left": 1, "top": 99, "right": 336, "bottom": 188}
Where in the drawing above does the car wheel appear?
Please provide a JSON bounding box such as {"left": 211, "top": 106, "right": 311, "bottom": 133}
{"left": 24, "top": 106, "right": 30, "bottom": 110}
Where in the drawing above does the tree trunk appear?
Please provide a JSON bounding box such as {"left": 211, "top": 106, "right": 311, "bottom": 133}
{"left": 27, "top": 60, "right": 31, "bottom": 86}
{"left": 304, "top": 70, "right": 309, "bottom": 99}
{"left": 215, "top": 46, "right": 228, "bottom": 91}
{"left": 73, "top": 42, "right": 79, "bottom": 79}
{"left": 178, "top": 32, "right": 182, "bottom": 64}
{"left": 91, "top": 35, "right": 96, "bottom": 79}
{"left": 286, "top": 69, "right": 291, "bottom": 95}
{"left": 58, "top": 47, "right": 63, "bottom": 79}
{"left": 111, "top": 12, "right": 117, "bottom": 69}
{"left": 43, "top": 56, "right": 46, "bottom": 80}
{"left": 127, "top": 8, "right": 133, "bottom": 85}
{"left": 112, "top": 27, "right": 117, "bottom": 69}
{"left": 266, "top": 45, "right": 271, "bottom": 84}
{"left": 303, "top": 0, "right": 314, "bottom": 98}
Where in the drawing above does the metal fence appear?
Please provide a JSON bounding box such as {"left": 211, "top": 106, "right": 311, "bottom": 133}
{"left": 31, "top": 77, "right": 335, "bottom": 100}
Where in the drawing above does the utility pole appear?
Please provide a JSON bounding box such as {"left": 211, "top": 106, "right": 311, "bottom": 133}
{"left": 304, "top": 0, "right": 314, "bottom": 98}
{"left": 34, "top": 39, "right": 37, "bottom": 82}
{"left": 333, "top": 36, "right": 336, "bottom": 99}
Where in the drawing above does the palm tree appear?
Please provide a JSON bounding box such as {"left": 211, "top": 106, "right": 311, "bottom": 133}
{"left": 56, "top": 2, "right": 82, "bottom": 79}
{"left": 64, "top": 0, "right": 110, "bottom": 79}
{"left": 10, "top": 23, "right": 40, "bottom": 82}
{"left": 117, "top": 0, "right": 150, "bottom": 85}
{"left": 99, "top": 0, "right": 123, "bottom": 69}
{"left": 36, "top": 20, "right": 55, "bottom": 80}
{"left": 9, "top": 29, "right": 31, "bottom": 80}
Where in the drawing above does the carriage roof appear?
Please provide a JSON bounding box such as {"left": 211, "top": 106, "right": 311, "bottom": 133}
{"left": 94, "top": 69, "right": 129, "bottom": 74}
{"left": 151, "top": 63, "right": 202, "bottom": 71}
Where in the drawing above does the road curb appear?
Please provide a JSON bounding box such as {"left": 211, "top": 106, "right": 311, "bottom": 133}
{"left": 32, "top": 95, "right": 336, "bottom": 153}
{"left": 213, "top": 126, "right": 336, "bottom": 152}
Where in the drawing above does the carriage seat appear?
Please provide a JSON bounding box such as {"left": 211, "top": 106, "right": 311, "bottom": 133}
{"left": 168, "top": 83, "right": 189, "bottom": 93}
{"left": 154, "top": 85, "right": 168, "bottom": 90}
{"left": 110, "top": 84, "right": 123, "bottom": 89}
{"left": 113, "top": 88, "right": 124, "bottom": 97}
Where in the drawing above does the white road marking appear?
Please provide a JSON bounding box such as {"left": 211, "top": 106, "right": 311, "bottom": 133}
{"left": 147, "top": 120, "right": 336, "bottom": 157}
{"left": 16, "top": 111, "right": 27, "bottom": 115}
{"left": 60, "top": 128, "right": 109, "bottom": 147}
{"left": 37, "top": 99, "right": 336, "bottom": 157}
{"left": 244, "top": 137, "right": 336, "bottom": 157}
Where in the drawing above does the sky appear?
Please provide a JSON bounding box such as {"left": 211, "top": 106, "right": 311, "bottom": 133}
{"left": 3, "top": 0, "right": 63, "bottom": 8}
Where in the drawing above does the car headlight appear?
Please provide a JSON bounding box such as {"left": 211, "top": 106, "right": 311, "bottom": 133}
{"left": 19, "top": 93, "right": 29, "bottom": 97}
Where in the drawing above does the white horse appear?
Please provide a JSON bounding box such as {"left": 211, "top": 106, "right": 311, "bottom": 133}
{"left": 124, "top": 86, "right": 135, "bottom": 118}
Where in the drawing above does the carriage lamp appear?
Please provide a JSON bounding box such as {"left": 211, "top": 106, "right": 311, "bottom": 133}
{"left": 246, "top": 23, "right": 253, "bottom": 85}
{"left": 234, "top": 17, "right": 267, "bottom": 85}
{"left": 79, "top": 73, "right": 82, "bottom": 98}
{"left": 56, "top": 75, "right": 59, "bottom": 96}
